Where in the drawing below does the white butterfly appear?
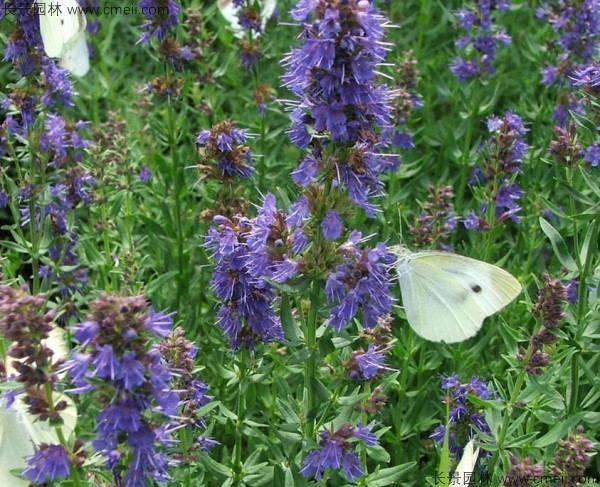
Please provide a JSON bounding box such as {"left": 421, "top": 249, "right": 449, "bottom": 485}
{"left": 217, "top": 0, "right": 278, "bottom": 39}
{"left": 38, "top": 0, "right": 90, "bottom": 76}
{"left": 391, "top": 246, "right": 521, "bottom": 343}
{"left": 454, "top": 439, "right": 480, "bottom": 486}
{"left": 0, "top": 393, "right": 77, "bottom": 487}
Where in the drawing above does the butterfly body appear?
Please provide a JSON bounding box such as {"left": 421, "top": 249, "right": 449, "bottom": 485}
{"left": 391, "top": 246, "right": 521, "bottom": 343}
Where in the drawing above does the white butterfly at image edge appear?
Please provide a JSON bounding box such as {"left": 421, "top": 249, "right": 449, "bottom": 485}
{"left": 0, "top": 393, "right": 77, "bottom": 487}
{"left": 392, "top": 246, "right": 522, "bottom": 343}
{"left": 38, "top": 0, "right": 89, "bottom": 76}
{"left": 217, "top": 0, "right": 277, "bottom": 38}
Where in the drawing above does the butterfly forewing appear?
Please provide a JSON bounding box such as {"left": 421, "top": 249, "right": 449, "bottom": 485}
{"left": 396, "top": 250, "right": 521, "bottom": 343}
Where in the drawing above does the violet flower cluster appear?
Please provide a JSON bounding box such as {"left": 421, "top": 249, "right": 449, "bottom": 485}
{"left": 196, "top": 120, "right": 255, "bottom": 180}
{"left": 61, "top": 294, "right": 200, "bottom": 486}
{"left": 345, "top": 319, "right": 394, "bottom": 381}
{"left": 1, "top": 7, "right": 95, "bottom": 297}
{"left": 517, "top": 273, "right": 567, "bottom": 375}
{"left": 465, "top": 111, "right": 528, "bottom": 231}
{"left": 450, "top": 0, "right": 511, "bottom": 81}
{"left": 300, "top": 422, "right": 379, "bottom": 482}
{"left": 206, "top": 192, "right": 396, "bottom": 346}
{"left": 0, "top": 283, "right": 79, "bottom": 484}
{"left": 409, "top": 185, "right": 458, "bottom": 247}
{"left": 389, "top": 51, "right": 423, "bottom": 150}
{"left": 536, "top": 0, "right": 600, "bottom": 125}
{"left": 283, "top": 0, "right": 398, "bottom": 216}
{"left": 326, "top": 231, "right": 394, "bottom": 331}
{"left": 204, "top": 200, "right": 286, "bottom": 349}
{"left": 537, "top": 1, "right": 599, "bottom": 86}
{"left": 139, "top": 0, "right": 181, "bottom": 43}
{"left": 430, "top": 375, "right": 494, "bottom": 459}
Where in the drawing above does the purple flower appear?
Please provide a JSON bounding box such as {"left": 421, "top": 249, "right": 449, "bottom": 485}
{"left": 301, "top": 423, "right": 379, "bottom": 482}
{"left": 431, "top": 376, "right": 494, "bottom": 459}
{"left": 350, "top": 344, "right": 387, "bottom": 380}
{"left": 196, "top": 120, "right": 255, "bottom": 179}
{"left": 321, "top": 210, "right": 343, "bottom": 240}
{"left": 138, "top": 0, "right": 181, "bottom": 44}
{"left": 282, "top": 0, "right": 397, "bottom": 214}
{"left": 62, "top": 294, "right": 185, "bottom": 484}
{"left": 539, "top": 0, "right": 599, "bottom": 87}
{"left": 139, "top": 164, "right": 152, "bottom": 182}
{"left": 205, "top": 211, "right": 284, "bottom": 349}
{"left": 23, "top": 444, "right": 71, "bottom": 484}
{"left": 450, "top": 1, "right": 512, "bottom": 81}
{"left": 584, "top": 143, "right": 600, "bottom": 167}
{"left": 326, "top": 237, "right": 394, "bottom": 331}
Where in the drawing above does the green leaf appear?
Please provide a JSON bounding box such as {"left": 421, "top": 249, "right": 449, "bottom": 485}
{"left": 280, "top": 293, "right": 301, "bottom": 346}
{"left": 365, "top": 463, "right": 417, "bottom": 486}
{"left": 539, "top": 217, "right": 578, "bottom": 272}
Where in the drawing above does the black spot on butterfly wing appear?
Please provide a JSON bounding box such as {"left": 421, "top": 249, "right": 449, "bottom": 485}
{"left": 471, "top": 284, "right": 482, "bottom": 293}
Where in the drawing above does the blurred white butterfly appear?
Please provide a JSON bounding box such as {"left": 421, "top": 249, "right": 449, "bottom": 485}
{"left": 1, "top": 324, "right": 75, "bottom": 486}
{"left": 38, "top": 0, "right": 90, "bottom": 76}
{"left": 0, "top": 393, "right": 78, "bottom": 487}
{"left": 217, "top": 0, "right": 278, "bottom": 38}
{"left": 454, "top": 439, "right": 480, "bottom": 486}
{"left": 390, "top": 246, "right": 521, "bottom": 343}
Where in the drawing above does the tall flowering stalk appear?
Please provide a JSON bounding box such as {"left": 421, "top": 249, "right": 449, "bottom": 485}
{"left": 450, "top": 0, "right": 511, "bottom": 81}
{"left": 431, "top": 376, "right": 494, "bottom": 460}
{"left": 0, "top": 283, "right": 81, "bottom": 485}
{"left": 464, "top": 111, "right": 529, "bottom": 258}
{"left": 1, "top": 3, "right": 94, "bottom": 298}
{"left": 62, "top": 294, "right": 213, "bottom": 486}
{"left": 536, "top": 0, "right": 600, "bottom": 124}
{"left": 283, "top": 0, "right": 398, "bottom": 215}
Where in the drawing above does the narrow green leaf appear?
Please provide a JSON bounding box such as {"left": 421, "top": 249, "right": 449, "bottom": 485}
{"left": 539, "top": 217, "right": 577, "bottom": 272}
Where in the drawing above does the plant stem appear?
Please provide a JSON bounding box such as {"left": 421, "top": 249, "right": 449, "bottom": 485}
{"left": 488, "top": 346, "right": 534, "bottom": 474}
{"left": 456, "top": 81, "right": 480, "bottom": 209}
{"left": 234, "top": 350, "right": 247, "bottom": 485}
{"left": 304, "top": 278, "right": 320, "bottom": 441}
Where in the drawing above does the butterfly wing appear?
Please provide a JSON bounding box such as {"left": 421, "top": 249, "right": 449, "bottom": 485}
{"left": 59, "top": 31, "right": 90, "bottom": 76}
{"left": 455, "top": 439, "right": 480, "bottom": 487}
{"left": 39, "top": 0, "right": 86, "bottom": 58}
{"left": 397, "top": 251, "right": 521, "bottom": 343}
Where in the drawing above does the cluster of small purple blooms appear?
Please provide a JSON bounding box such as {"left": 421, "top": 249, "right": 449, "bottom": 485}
{"left": 300, "top": 422, "right": 379, "bottom": 482}
{"left": 504, "top": 425, "right": 596, "bottom": 486}
{"left": 1, "top": 4, "right": 95, "bottom": 296}
{"left": 62, "top": 293, "right": 214, "bottom": 486}
{"left": 430, "top": 375, "right": 494, "bottom": 459}
{"left": 326, "top": 231, "right": 394, "bottom": 331}
{"left": 138, "top": 0, "right": 196, "bottom": 69}
{"left": 196, "top": 120, "right": 255, "bottom": 180}
{"left": 230, "top": 0, "right": 274, "bottom": 69}
{"left": 450, "top": 0, "right": 511, "bottom": 81}
{"left": 465, "top": 111, "right": 528, "bottom": 232}
{"left": 0, "top": 283, "right": 82, "bottom": 484}
{"left": 548, "top": 62, "right": 600, "bottom": 168}
{"left": 345, "top": 316, "right": 394, "bottom": 381}
{"left": 536, "top": 1, "right": 599, "bottom": 124}
{"left": 517, "top": 273, "right": 567, "bottom": 375}
{"left": 409, "top": 185, "right": 458, "bottom": 247}
{"left": 388, "top": 51, "right": 423, "bottom": 150}
{"left": 204, "top": 202, "right": 285, "bottom": 349}
{"left": 283, "top": 0, "right": 398, "bottom": 216}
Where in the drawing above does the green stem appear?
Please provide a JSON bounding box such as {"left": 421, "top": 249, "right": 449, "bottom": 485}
{"left": 234, "top": 350, "right": 247, "bottom": 485}
{"left": 456, "top": 81, "right": 480, "bottom": 209}
{"left": 43, "top": 383, "right": 82, "bottom": 487}
{"left": 488, "top": 346, "right": 534, "bottom": 474}
{"left": 304, "top": 278, "right": 320, "bottom": 441}
{"left": 165, "top": 94, "right": 185, "bottom": 312}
